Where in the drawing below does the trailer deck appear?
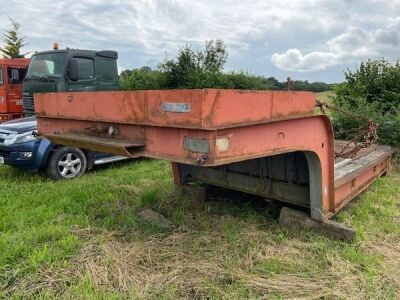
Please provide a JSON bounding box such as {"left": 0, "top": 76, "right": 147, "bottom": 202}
{"left": 35, "top": 89, "right": 395, "bottom": 223}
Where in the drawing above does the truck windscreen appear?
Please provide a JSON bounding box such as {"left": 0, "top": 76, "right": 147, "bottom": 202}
{"left": 26, "top": 53, "right": 67, "bottom": 78}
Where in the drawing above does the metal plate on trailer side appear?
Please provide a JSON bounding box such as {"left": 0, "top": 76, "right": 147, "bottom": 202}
{"left": 183, "top": 137, "right": 210, "bottom": 153}
{"left": 161, "top": 102, "right": 191, "bottom": 113}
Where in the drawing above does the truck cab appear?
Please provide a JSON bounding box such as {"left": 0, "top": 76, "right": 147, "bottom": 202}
{"left": 0, "top": 47, "right": 125, "bottom": 180}
{"left": 0, "top": 58, "right": 29, "bottom": 122}
{"left": 23, "top": 47, "right": 118, "bottom": 115}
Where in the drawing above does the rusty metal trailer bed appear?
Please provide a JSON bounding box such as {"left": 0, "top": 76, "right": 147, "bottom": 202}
{"left": 35, "top": 89, "right": 395, "bottom": 226}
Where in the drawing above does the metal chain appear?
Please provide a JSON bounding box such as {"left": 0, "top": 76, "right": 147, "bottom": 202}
{"left": 315, "top": 100, "right": 378, "bottom": 159}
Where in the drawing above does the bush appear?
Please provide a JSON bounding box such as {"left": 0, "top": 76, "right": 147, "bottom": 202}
{"left": 332, "top": 99, "right": 400, "bottom": 149}
{"left": 332, "top": 58, "right": 400, "bottom": 148}
{"left": 119, "top": 67, "right": 167, "bottom": 90}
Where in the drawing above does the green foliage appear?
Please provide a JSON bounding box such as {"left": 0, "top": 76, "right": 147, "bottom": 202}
{"left": 202, "top": 40, "right": 228, "bottom": 72}
{"left": 120, "top": 39, "right": 333, "bottom": 92}
{"left": 332, "top": 58, "right": 400, "bottom": 148}
{"left": 120, "top": 67, "right": 280, "bottom": 91}
{"left": 159, "top": 40, "right": 228, "bottom": 88}
{"left": 218, "top": 72, "right": 277, "bottom": 90}
{"left": 119, "top": 67, "right": 167, "bottom": 90}
{"left": 0, "top": 17, "right": 27, "bottom": 58}
{"left": 334, "top": 58, "right": 400, "bottom": 111}
{"left": 332, "top": 99, "right": 400, "bottom": 148}
{"left": 292, "top": 80, "right": 333, "bottom": 93}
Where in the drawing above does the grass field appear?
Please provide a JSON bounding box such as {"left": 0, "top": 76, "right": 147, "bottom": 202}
{"left": 315, "top": 91, "right": 335, "bottom": 105}
{"left": 0, "top": 158, "right": 399, "bottom": 299}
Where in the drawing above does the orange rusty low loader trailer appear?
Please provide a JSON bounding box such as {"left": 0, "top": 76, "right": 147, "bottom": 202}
{"left": 35, "top": 89, "right": 395, "bottom": 225}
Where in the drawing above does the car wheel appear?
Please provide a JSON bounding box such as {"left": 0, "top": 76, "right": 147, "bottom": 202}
{"left": 45, "top": 147, "right": 87, "bottom": 180}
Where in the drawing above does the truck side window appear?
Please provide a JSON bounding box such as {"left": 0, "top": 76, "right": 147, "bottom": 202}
{"left": 8, "top": 67, "right": 26, "bottom": 84}
{"left": 97, "top": 59, "right": 115, "bottom": 81}
{"left": 76, "top": 57, "right": 95, "bottom": 80}
{"left": 0, "top": 67, "right": 3, "bottom": 85}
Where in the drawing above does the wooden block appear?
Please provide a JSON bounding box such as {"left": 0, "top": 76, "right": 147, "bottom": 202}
{"left": 138, "top": 209, "right": 173, "bottom": 229}
{"left": 279, "top": 207, "right": 356, "bottom": 242}
{"left": 183, "top": 184, "right": 207, "bottom": 205}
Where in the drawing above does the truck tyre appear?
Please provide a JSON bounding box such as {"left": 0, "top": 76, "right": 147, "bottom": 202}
{"left": 45, "top": 147, "right": 87, "bottom": 180}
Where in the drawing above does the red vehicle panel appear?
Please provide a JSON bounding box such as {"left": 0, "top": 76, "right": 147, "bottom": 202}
{"left": 0, "top": 58, "right": 30, "bottom": 122}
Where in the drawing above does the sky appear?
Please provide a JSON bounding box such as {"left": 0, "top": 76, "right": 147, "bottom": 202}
{"left": 1, "top": 0, "right": 400, "bottom": 83}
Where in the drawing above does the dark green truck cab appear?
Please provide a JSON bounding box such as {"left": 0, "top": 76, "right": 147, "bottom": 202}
{"left": 0, "top": 47, "right": 126, "bottom": 180}
{"left": 23, "top": 48, "right": 119, "bottom": 115}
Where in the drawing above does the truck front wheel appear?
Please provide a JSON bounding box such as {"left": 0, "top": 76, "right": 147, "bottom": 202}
{"left": 46, "top": 147, "right": 87, "bottom": 180}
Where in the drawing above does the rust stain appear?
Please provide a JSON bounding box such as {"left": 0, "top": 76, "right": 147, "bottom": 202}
{"left": 204, "top": 89, "right": 221, "bottom": 126}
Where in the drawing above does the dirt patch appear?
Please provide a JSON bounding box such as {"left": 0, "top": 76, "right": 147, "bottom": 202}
{"left": 73, "top": 230, "right": 227, "bottom": 298}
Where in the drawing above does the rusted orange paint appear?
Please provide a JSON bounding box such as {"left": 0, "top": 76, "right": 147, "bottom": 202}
{"left": 34, "top": 89, "right": 315, "bottom": 129}
{"left": 35, "top": 89, "right": 393, "bottom": 221}
{"left": 334, "top": 156, "right": 391, "bottom": 213}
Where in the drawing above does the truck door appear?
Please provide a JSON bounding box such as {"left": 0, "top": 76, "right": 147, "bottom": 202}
{"left": 6, "top": 67, "right": 26, "bottom": 113}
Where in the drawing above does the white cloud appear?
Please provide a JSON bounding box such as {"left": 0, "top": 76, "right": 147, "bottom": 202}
{"left": 1, "top": 0, "right": 400, "bottom": 81}
{"left": 271, "top": 18, "right": 400, "bottom": 72}
{"left": 0, "top": 0, "right": 349, "bottom": 55}
{"left": 271, "top": 49, "right": 337, "bottom": 72}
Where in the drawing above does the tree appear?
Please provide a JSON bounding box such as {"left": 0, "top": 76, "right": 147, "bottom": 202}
{"left": 159, "top": 45, "right": 199, "bottom": 88}
{"left": 159, "top": 39, "right": 228, "bottom": 88}
{"left": 0, "top": 18, "right": 27, "bottom": 58}
{"left": 201, "top": 40, "right": 228, "bottom": 72}
{"left": 334, "top": 59, "right": 400, "bottom": 112}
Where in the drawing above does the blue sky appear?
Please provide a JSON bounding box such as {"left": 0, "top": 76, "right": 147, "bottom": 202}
{"left": 1, "top": 0, "right": 399, "bottom": 83}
